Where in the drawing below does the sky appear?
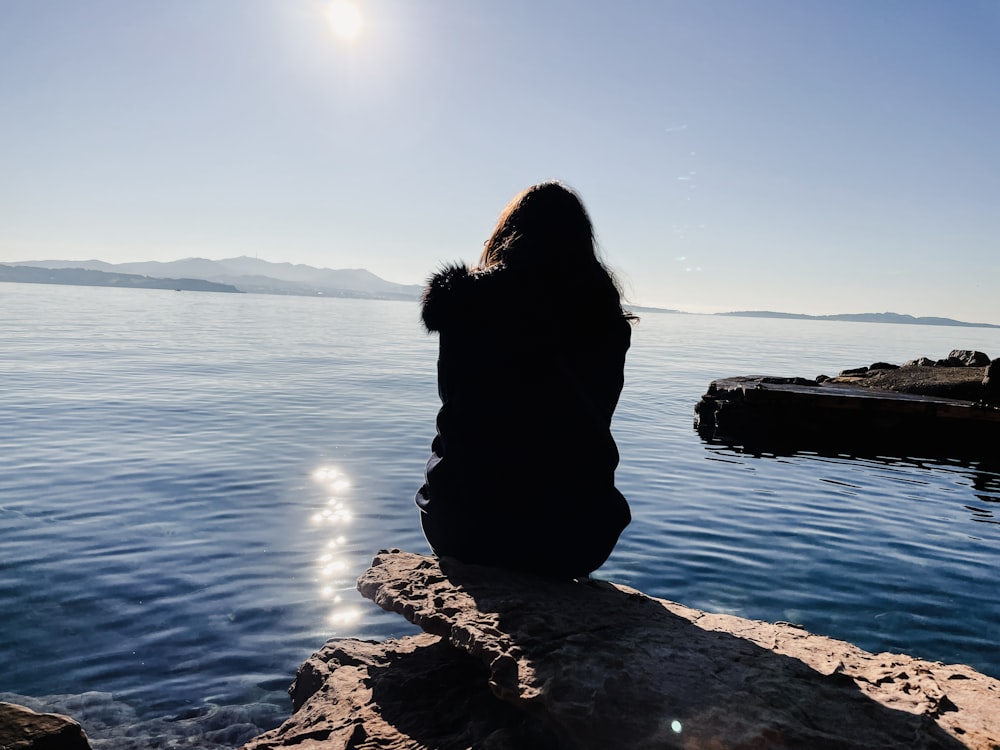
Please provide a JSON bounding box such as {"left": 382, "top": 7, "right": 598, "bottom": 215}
{"left": 1, "top": 0, "right": 998, "bottom": 323}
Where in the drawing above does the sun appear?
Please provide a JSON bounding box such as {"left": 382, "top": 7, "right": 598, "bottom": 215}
{"left": 326, "top": 1, "right": 363, "bottom": 40}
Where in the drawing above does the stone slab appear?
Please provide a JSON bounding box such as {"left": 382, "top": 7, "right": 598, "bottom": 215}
{"left": 355, "top": 550, "right": 1000, "bottom": 750}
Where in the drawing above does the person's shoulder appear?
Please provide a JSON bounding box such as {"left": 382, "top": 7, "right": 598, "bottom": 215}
{"left": 421, "top": 262, "right": 522, "bottom": 331}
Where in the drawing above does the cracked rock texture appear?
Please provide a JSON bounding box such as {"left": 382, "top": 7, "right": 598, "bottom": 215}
{"left": 0, "top": 701, "right": 92, "bottom": 749}
{"left": 244, "top": 550, "right": 1000, "bottom": 749}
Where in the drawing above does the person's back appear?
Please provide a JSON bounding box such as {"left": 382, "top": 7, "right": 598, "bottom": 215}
{"left": 415, "top": 182, "right": 634, "bottom": 579}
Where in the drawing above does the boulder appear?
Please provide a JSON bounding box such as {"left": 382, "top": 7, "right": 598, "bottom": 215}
{"left": 949, "top": 350, "right": 991, "bottom": 367}
{"left": 0, "top": 701, "right": 92, "bottom": 750}
{"left": 245, "top": 550, "right": 1000, "bottom": 750}
{"left": 904, "top": 356, "right": 938, "bottom": 367}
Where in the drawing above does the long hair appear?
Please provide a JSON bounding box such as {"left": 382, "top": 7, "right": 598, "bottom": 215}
{"left": 478, "top": 182, "right": 634, "bottom": 319}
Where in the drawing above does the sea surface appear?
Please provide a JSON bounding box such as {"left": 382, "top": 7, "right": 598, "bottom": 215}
{"left": 2, "top": 282, "right": 999, "bottom": 745}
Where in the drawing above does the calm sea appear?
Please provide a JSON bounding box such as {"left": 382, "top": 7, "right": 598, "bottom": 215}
{"left": 2, "top": 282, "right": 999, "bottom": 745}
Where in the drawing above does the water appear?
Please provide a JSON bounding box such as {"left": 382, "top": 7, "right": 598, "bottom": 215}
{"left": 2, "top": 282, "right": 999, "bottom": 745}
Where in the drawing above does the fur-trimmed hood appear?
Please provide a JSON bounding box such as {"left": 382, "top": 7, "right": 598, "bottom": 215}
{"left": 421, "top": 262, "right": 534, "bottom": 332}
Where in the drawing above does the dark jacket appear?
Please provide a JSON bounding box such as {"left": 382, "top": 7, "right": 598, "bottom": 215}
{"left": 415, "top": 261, "right": 631, "bottom": 578}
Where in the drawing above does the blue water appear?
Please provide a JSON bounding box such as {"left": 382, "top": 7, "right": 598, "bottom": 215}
{"left": 2, "top": 282, "right": 999, "bottom": 743}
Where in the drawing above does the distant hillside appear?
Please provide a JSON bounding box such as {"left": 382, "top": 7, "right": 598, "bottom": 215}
{"left": 0, "top": 264, "right": 241, "bottom": 293}
{"left": 628, "top": 305, "right": 686, "bottom": 315}
{"left": 716, "top": 310, "right": 1000, "bottom": 329}
{"left": 9, "top": 256, "right": 423, "bottom": 301}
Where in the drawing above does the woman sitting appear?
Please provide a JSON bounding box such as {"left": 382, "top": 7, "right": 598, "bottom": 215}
{"left": 415, "top": 181, "right": 635, "bottom": 580}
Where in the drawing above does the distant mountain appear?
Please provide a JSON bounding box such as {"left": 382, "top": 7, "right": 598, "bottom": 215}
{"left": 628, "top": 305, "right": 686, "bottom": 315}
{"left": 9, "top": 260, "right": 994, "bottom": 326}
{"left": 0, "top": 264, "right": 240, "bottom": 293}
{"left": 7, "top": 257, "right": 423, "bottom": 300}
{"left": 716, "top": 310, "right": 1000, "bottom": 329}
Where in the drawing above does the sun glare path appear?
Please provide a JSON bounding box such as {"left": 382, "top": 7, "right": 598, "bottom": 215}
{"left": 311, "top": 464, "right": 360, "bottom": 631}
{"left": 327, "top": 1, "right": 363, "bottom": 40}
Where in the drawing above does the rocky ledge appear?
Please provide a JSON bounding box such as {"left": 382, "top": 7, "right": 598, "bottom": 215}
{"left": 695, "top": 350, "right": 1000, "bottom": 459}
{"left": 243, "top": 549, "right": 1000, "bottom": 750}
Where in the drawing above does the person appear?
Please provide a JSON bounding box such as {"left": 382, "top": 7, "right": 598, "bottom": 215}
{"left": 415, "top": 181, "right": 635, "bottom": 580}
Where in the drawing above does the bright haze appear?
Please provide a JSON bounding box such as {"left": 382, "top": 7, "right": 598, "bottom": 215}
{"left": 2, "top": 1, "right": 998, "bottom": 323}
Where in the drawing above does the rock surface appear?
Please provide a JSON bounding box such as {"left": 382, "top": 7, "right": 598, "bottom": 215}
{"left": 825, "top": 350, "right": 992, "bottom": 401}
{"left": 245, "top": 550, "right": 1000, "bottom": 750}
{"left": 242, "top": 634, "right": 564, "bottom": 749}
{"left": 0, "top": 701, "right": 92, "bottom": 749}
{"left": 833, "top": 362, "right": 988, "bottom": 401}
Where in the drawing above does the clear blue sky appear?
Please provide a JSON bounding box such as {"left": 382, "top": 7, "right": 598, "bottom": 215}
{"left": 2, "top": 1, "right": 998, "bottom": 322}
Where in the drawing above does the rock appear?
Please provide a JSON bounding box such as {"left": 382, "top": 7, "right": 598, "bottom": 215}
{"left": 837, "top": 365, "right": 989, "bottom": 400}
{"left": 696, "top": 372, "right": 998, "bottom": 459}
{"left": 0, "top": 701, "right": 92, "bottom": 749}
{"left": 697, "top": 356, "right": 999, "bottom": 459}
{"left": 242, "top": 634, "right": 563, "bottom": 749}
{"left": 0, "top": 692, "right": 285, "bottom": 750}
{"left": 949, "top": 350, "right": 991, "bottom": 367}
{"left": 247, "top": 550, "right": 1000, "bottom": 749}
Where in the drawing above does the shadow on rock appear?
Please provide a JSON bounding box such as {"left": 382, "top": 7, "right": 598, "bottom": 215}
{"left": 358, "top": 551, "right": 990, "bottom": 750}
{"left": 368, "top": 637, "right": 568, "bottom": 750}
{"left": 246, "top": 550, "right": 999, "bottom": 749}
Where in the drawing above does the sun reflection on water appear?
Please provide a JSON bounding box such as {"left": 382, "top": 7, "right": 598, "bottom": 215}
{"left": 311, "top": 465, "right": 362, "bottom": 630}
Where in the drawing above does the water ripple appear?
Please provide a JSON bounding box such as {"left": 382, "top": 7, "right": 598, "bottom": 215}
{"left": 2, "top": 284, "right": 999, "bottom": 734}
